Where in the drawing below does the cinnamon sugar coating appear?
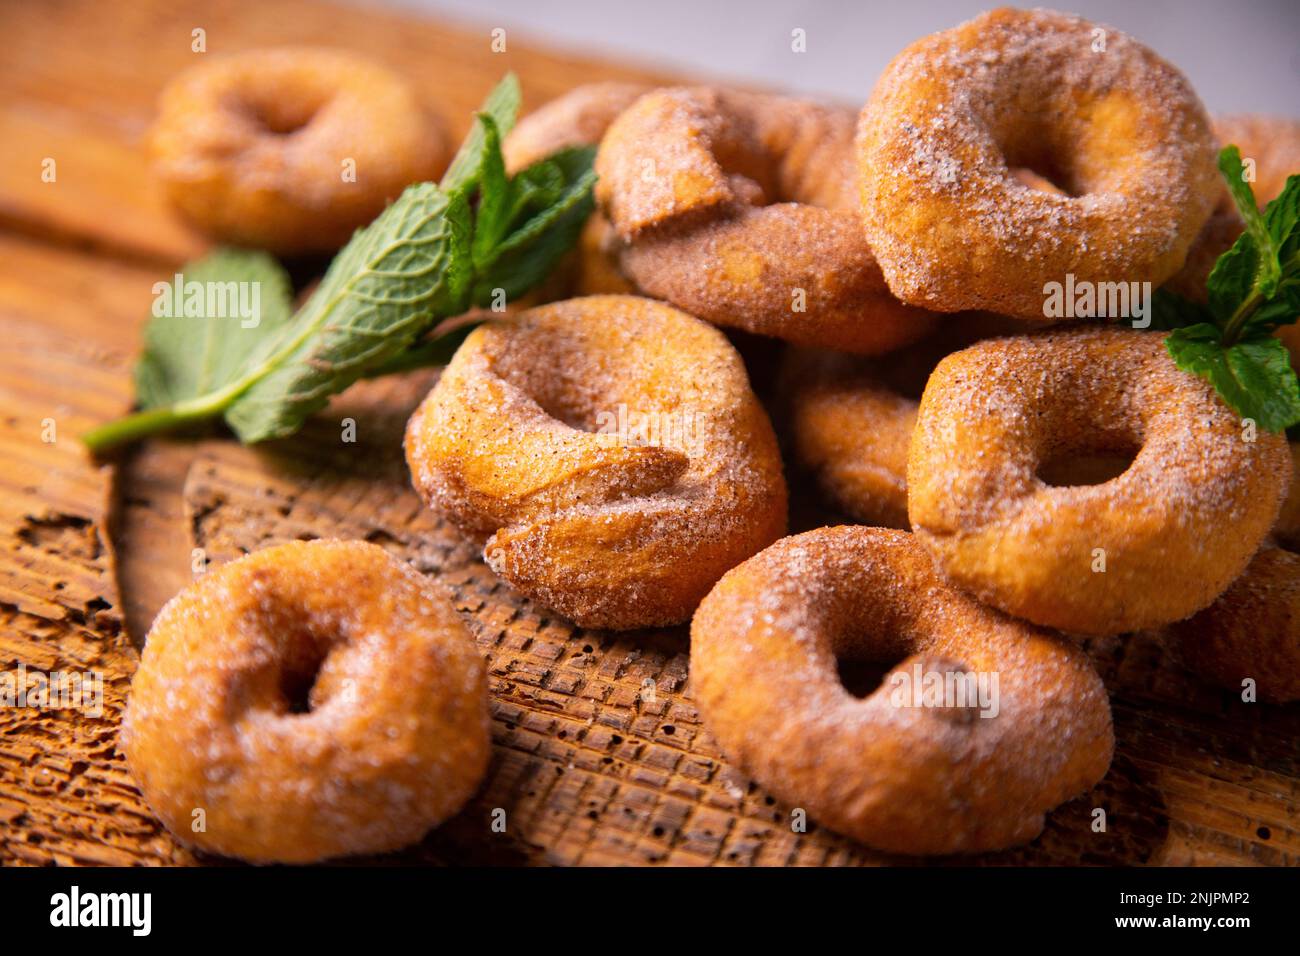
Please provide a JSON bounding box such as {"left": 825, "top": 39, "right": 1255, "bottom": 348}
{"left": 149, "top": 48, "right": 448, "bottom": 255}
{"left": 690, "top": 526, "right": 1114, "bottom": 854}
{"left": 782, "top": 314, "right": 1032, "bottom": 526}
{"left": 596, "top": 87, "right": 938, "bottom": 353}
{"left": 857, "top": 8, "right": 1218, "bottom": 320}
{"left": 404, "top": 295, "right": 787, "bottom": 630}
{"left": 908, "top": 326, "right": 1291, "bottom": 636}
{"left": 122, "top": 540, "right": 490, "bottom": 863}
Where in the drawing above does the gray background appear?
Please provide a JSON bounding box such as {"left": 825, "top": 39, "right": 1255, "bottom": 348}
{"left": 371, "top": 0, "right": 1299, "bottom": 115}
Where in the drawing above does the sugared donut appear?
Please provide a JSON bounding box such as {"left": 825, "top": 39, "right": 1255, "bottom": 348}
{"left": 782, "top": 314, "right": 1031, "bottom": 527}
{"left": 149, "top": 47, "right": 448, "bottom": 255}
{"left": 404, "top": 295, "right": 787, "bottom": 630}
{"left": 121, "top": 540, "right": 490, "bottom": 863}
{"left": 690, "top": 526, "right": 1114, "bottom": 854}
{"left": 857, "top": 8, "right": 1219, "bottom": 320}
{"left": 908, "top": 325, "right": 1291, "bottom": 636}
{"left": 1165, "top": 115, "right": 1300, "bottom": 303}
{"left": 595, "top": 87, "right": 938, "bottom": 353}
{"left": 1168, "top": 544, "right": 1300, "bottom": 703}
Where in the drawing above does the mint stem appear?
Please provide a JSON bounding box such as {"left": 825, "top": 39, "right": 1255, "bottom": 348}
{"left": 81, "top": 400, "right": 220, "bottom": 454}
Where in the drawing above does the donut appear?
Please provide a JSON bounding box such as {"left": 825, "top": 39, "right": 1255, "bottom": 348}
{"left": 1165, "top": 115, "right": 1300, "bottom": 303}
{"left": 149, "top": 47, "right": 448, "bottom": 255}
{"left": 782, "top": 314, "right": 1032, "bottom": 527}
{"left": 595, "top": 87, "right": 938, "bottom": 354}
{"left": 122, "top": 539, "right": 490, "bottom": 863}
{"left": 404, "top": 295, "right": 787, "bottom": 630}
{"left": 502, "top": 84, "right": 651, "bottom": 297}
{"left": 857, "top": 8, "right": 1219, "bottom": 320}
{"left": 907, "top": 325, "right": 1292, "bottom": 636}
{"left": 1168, "top": 544, "right": 1300, "bottom": 704}
{"left": 690, "top": 526, "right": 1114, "bottom": 854}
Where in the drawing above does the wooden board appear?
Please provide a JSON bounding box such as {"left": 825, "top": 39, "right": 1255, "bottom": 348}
{"left": 1, "top": 0, "right": 1296, "bottom": 867}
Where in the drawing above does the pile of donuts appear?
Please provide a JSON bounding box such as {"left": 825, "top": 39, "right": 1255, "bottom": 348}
{"left": 125, "top": 8, "right": 1300, "bottom": 862}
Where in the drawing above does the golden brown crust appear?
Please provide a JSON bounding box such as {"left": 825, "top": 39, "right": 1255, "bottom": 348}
{"left": 857, "top": 8, "right": 1219, "bottom": 320}
{"left": 404, "top": 295, "right": 787, "bottom": 630}
{"left": 782, "top": 314, "right": 1033, "bottom": 526}
{"left": 1168, "top": 544, "right": 1300, "bottom": 703}
{"left": 908, "top": 325, "right": 1291, "bottom": 635}
{"left": 690, "top": 526, "right": 1114, "bottom": 854}
{"left": 595, "top": 87, "right": 938, "bottom": 353}
{"left": 121, "top": 539, "right": 490, "bottom": 863}
{"left": 149, "top": 47, "right": 448, "bottom": 254}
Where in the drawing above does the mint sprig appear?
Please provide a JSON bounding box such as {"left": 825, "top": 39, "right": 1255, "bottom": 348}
{"left": 83, "top": 74, "right": 596, "bottom": 453}
{"left": 1162, "top": 146, "right": 1300, "bottom": 432}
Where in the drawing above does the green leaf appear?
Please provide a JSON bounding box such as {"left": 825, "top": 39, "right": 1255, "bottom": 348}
{"left": 224, "top": 183, "right": 472, "bottom": 443}
{"left": 469, "top": 113, "right": 512, "bottom": 268}
{"left": 135, "top": 249, "right": 294, "bottom": 409}
{"left": 471, "top": 146, "right": 598, "bottom": 304}
{"left": 1217, "top": 145, "right": 1281, "bottom": 298}
{"left": 440, "top": 73, "right": 521, "bottom": 195}
{"left": 1206, "top": 229, "right": 1263, "bottom": 325}
{"left": 1265, "top": 174, "right": 1300, "bottom": 265}
{"left": 1166, "top": 327, "right": 1300, "bottom": 431}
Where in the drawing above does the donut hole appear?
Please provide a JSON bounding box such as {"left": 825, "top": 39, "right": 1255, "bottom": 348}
{"left": 835, "top": 659, "right": 897, "bottom": 699}
{"left": 273, "top": 629, "right": 336, "bottom": 716}
{"left": 237, "top": 91, "right": 323, "bottom": 137}
{"left": 1036, "top": 439, "right": 1140, "bottom": 488}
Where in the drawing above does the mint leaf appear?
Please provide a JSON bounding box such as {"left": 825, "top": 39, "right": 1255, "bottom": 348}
{"left": 1265, "top": 174, "right": 1300, "bottom": 261}
{"left": 471, "top": 146, "right": 598, "bottom": 304}
{"left": 1167, "top": 327, "right": 1300, "bottom": 431}
{"left": 82, "top": 74, "right": 597, "bottom": 454}
{"left": 1218, "top": 145, "right": 1281, "bottom": 298}
{"left": 469, "top": 113, "right": 512, "bottom": 268}
{"left": 1206, "top": 230, "right": 1263, "bottom": 325}
{"left": 440, "top": 73, "right": 521, "bottom": 195}
{"left": 135, "top": 250, "right": 293, "bottom": 409}
{"left": 224, "top": 184, "right": 472, "bottom": 442}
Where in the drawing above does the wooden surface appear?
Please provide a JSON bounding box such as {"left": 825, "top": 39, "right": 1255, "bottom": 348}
{"left": 1, "top": 0, "right": 1296, "bottom": 867}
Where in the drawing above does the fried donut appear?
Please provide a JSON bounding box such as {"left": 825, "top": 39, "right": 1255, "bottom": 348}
{"left": 690, "top": 526, "right": 1114, "bottom": 854}
{"left": 595, "top": 87, "right": 938, "bottom": 353}
{"left": 908, "top": 325, "right": 1291, "bottom": 636}
{"left": 857, "top": 8, "right": 1219, "bottom": 320}
{"left": 122, "top": 539, "right": 490, "bottom": 863}
{"left": 149, "top": 47, "right": 448, "bottom": 255}
{"left": 1165, "top": 115, "right": 1300, "bottom": 303}
{"left": 1168, "top": 544, "right": 1300, "bottom": 703}
{"left": 404, "top": 295, "right": 787, "bottom": 630}
{"left": 782, "top": 314, "right": 1032, "bottom": 527}
{"left": 502, "top": 84, "right": 651, "bottom": 296}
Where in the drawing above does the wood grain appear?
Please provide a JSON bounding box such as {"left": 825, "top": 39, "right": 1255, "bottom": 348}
{"left": 0, "top": 0, "right": 1295, "bottom": 867}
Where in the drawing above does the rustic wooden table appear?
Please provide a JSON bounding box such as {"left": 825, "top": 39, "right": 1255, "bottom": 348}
{"left": 1, "top": 0, "right": 1295, "bottom": 866}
